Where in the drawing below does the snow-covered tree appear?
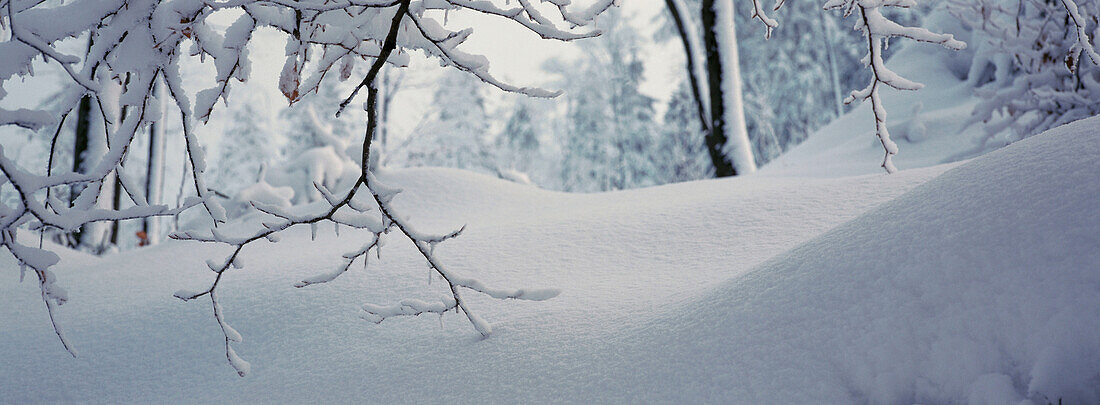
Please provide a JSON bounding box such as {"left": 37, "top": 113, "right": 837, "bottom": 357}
{"left": 701, "top": 0, "right": 757, "bottom": 177}
{"left": 494, "top": 96, "right": 543, "bottom": 179}
{"left": 663, "top": 0, "right": 712, "bottom": 138}
{"left": 557, "top": 57, "right": 615, "bottom": 192}
{"left": 392, "top": 69, "right": 492, "bottom": 172}
{"left": 951, "top": 0, "right": 1100, "bottom": 143}
{"left": 608, "top": 57, "right": 661, "bottom": 190}
{"left": 555, "top": 8, "right": 660, "bottom": 192}
{"left": 0, "top": 0, "right": 615, "bottom": 374}
{"left": 210, "top": 102, "right": 276, "bottom": 200}
{"left": 665, "top": 0, "right": 958, "bottom": 173}
{"left": 734, "top": 1, "right": 866, "bottom": 164}
{"left": 142, "top": 80, "right": 169, "bottom": 245}
{"left": 280, "top": 77, "right": 356, "bottom": 160}
{"left": 374, "top": 64, "right": 404, "bottom": 170}
{"left": 656, "top": 82, "right": 712, "bottom": 182}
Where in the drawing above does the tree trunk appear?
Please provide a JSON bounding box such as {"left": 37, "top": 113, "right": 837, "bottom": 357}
{"left": 69, "top": 95, "right": 93, "bottom": 247}
{"left": 143, "top": 79, "right": 167, "bottom": 245}
{"left": 701, "top": 0, "right": 757, "bottom": 177}
{"left": 109, "top": 174, "right": 121, "bottom": 247}
{"left": 81, "top": 72, "right": 124, "bottom": 253}
{"left": 665, "top": 0, "right": 711, "bottom": 133}
{"left": 67, "top": 37, "right": 98, "bottom": 248}
{"left": 819, "top": 11, "right": 845, "bottom": 118}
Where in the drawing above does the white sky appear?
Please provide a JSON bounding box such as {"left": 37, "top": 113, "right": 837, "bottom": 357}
{"left": 444, "top": 1, "right": 678, "bottom": 100}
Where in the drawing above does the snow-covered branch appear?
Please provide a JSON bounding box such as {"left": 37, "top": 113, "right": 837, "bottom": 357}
{"left": 1061, "top": 0, "right": 1100, "bottom": 70}
{"left": 2, "top": 0, "right": 609, "bottom": 372}
{"left": 824, "top": 0, "right": 965, "bottom": 173}
{"left": 950, "top": 0, "right": 1100, "bottom": 140}
{"left": 749, "top": 0, "right": 780, "bottom": 37}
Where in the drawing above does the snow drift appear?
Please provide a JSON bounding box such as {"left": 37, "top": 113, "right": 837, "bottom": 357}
{"left": 596, "top": 116, "right": 1100, "bottom": 403}
{"left": 2, "top": 117, "right": 1098, "bottom": 403}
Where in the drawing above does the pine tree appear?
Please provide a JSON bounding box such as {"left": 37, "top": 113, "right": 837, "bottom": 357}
{"left": 558, "top": 57, "right": 613, "bottom": 192}
{"left": 210, "top": 102, "right": 276, "bottom": 197}
{"left": 608, "top": 55, "right": 659, "bottom": 190}
{"left": 495, "top": 97, "right": 541, "bottom": 175}
{"left": 557, "top": 8, "right": 659, "bottom": 192}
{"left": 657, "top": 82, "right": 712, "bottom": 183}
{"left": 394, "top": 70, "right": 492, "bottom": 171}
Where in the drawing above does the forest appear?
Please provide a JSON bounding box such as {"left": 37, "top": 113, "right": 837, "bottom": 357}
{"left": 1, "top": 0, "right": 1099, "bottom": 403}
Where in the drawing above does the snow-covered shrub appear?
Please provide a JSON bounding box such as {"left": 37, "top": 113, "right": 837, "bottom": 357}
{"left": 222, "top": 168, "right": 294, "bottom": 218}
{"left": 950, "top": 0, "right": 1100, "bottom": 142}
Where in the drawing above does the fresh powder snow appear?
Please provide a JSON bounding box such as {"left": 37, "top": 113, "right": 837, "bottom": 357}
{"left": 3, "top": 116, "right": 1097, "bottom": 403}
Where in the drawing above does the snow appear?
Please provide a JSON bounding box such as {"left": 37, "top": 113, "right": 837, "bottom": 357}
{"left": 760, "top": 8, "right": 981, "bottom": 178}
{"left": 5, "top": 114, "right": 1098, "bottom": 402}
{"left": 612, "top": 117, "right": 1100, "bottom": 403}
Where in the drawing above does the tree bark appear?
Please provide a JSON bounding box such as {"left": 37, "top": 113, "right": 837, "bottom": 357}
{"left": 665, "top": 0, "right": 711, "bottom": 133}
{"left": 69, "top": 37, "right": 96, "bottom": 247}
{"left": 143, "top": 79, "right": 167, "bottom": 245}
{"left": 701, "top": 0, "right": 757, "bottom": 177}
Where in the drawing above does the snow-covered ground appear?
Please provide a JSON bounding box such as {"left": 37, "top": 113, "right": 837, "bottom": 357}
{"left": 762, "top": 8, "right": 989, "bottom": 178}
{"left": 4, "top": 110, "right": 1099, "bottom": 402}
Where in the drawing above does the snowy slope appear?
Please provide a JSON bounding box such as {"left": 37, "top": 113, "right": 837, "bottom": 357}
{"left": 2, "top": 163, "right": 945, "bottom": 401}
{"left": 2, "top": 116, "right": 1098, "bottom": 403}
{"left": 595, "top": 117, "right": 1100, "bottom": 403}
{"left": 761, "top": 9, "right": 989, "bottom": 178}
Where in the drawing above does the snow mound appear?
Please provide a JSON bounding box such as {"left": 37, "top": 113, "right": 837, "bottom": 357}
{"left": 2, "top": 117, "right": 1097, "bottom": 403}
{"left": 611, "top": 117, "right": 1100, "bottom": 403}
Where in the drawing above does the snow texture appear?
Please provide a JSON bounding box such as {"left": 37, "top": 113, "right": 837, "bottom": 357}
{"left": 3, "top": 115, "right": 1098, "bottom": 402}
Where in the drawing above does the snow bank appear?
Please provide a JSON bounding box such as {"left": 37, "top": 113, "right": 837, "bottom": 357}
{"left": 612, "top": 116, "right": 1099, "bottom": 403}
{"left": 1, "top": 117, "right": 1097, "bottom": 403}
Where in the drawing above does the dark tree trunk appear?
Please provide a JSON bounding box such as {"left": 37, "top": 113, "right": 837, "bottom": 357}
{"left": 69, "top": 93, "right": 93, "bottom": 248}
{"left": 143, "top": 121, "right": 158, "bottom": 236}
{"left": 109, "top": 174, "right": 121, "bottom": 246}
{"left": 142, "top": 80, "right": 166, "bottom": 246}
{"left": 701, "top": 0, "right": 738, "bottom": 177}
{"left": 664, "top": 0, "right": 711, "bottom": 134}
{"left": 70, "top": 34, "right": 100, "bottom": 248}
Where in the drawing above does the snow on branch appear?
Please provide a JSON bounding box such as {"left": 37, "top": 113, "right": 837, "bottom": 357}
{"left": 749, "top": 0, "right": 781, "bottom": 38}
{"left": 2, "top": 0, "right": 609, "bottom": 373}
{"left": 356, "top": 174, "right": 559, "bottom": 336}
{"left": 947, "top": 0, "right": 1100, "bottom": 141}
{"left": 823, "top": 0, "right": 965, "bottom": 173}
{"left": 1062, "top": 0, "right": 1100, "bottom": 70}
{"left": 1, "top": 229, "right": 75, "bottom": 357}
